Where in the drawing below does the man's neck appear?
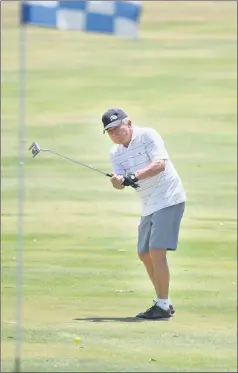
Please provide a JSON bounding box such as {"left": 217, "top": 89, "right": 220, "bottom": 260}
{"left": 122, "top": 129, "right": 133, "bottom": 147}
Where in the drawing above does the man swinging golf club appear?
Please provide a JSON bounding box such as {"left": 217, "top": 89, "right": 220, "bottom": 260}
{"left": 102, "top": 108, "right": 186, "bottom": 320}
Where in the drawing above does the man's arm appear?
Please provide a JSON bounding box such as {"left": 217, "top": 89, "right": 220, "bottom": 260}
{"left": 132, "top": 129, "right": 169, "bottom": 181}
{"left": 110, "top": 150, "right": 126, "bottom": 190}
{"left": 135, "top": 159, "right": 166, "bottom": 181}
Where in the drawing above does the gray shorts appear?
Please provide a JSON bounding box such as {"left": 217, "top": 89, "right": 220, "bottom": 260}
{"left": 137, "top": 202, "right": 185, "bottom": 253}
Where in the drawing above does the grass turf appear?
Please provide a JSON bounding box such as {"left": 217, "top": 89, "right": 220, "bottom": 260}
{"left": 1, "top": 1, "right": 237, "bottom": 372}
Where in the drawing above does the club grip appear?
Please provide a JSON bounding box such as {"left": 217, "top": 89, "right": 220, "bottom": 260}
{"left": 106, "top": 173, "right": 113, "bottom": 177}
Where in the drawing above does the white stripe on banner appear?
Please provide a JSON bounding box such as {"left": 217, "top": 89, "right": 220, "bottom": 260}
{"left": 126, "top": 1, "right": 141, "bottom": 5}
{"left": 26, "top": 1, "right": 57, "bottom": 8}
{"left": 86, "top": 1, "right": 115, "bottom": 16}
{"left": 57, "top": 10, "right": 85, "bottom": 31}
{"left": 115, "top": 17, "right": 139, "bottom": 39}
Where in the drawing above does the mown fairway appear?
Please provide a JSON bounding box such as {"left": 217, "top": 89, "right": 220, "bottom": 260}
{"left": 1, "top": 1, "right": 237, "bottom": 372}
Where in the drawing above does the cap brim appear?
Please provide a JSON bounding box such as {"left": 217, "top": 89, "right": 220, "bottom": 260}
{"left": 103, "top": 119, "right": 122, "bottom": 133}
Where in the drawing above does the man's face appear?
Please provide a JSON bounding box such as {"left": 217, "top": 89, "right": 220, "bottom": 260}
{"left": 107, "top": 121, "right": 132, "bottom": 145}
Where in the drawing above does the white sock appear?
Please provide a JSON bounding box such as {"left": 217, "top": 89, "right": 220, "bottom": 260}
{"left": 156, "top": 298, "right": 170, "bottom": 311}
{"left": 155, "top": 297, "right": 172, "bottom": 305}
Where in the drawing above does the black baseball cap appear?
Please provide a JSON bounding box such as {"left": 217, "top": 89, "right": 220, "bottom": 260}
{"left": 102, "top": 108, "right": 128, "bottom": 133}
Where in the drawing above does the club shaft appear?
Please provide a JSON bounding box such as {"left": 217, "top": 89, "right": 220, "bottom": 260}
{"left": 42, "top": 149, "right": 111, "bottom": 177}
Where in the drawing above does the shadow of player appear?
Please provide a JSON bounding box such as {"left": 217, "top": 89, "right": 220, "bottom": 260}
{"left": 73, "top": 316, "right": 168, "bottom": 322}
{"left": 73, "top": 317, "right": 145, "bottom": 323}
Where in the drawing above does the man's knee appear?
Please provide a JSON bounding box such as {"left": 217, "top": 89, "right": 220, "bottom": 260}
{"left": 149, "top": 248, "right": 167, "bottom": 263}
{"left": 138, "top": 251, "right": 150, "bottom": 262}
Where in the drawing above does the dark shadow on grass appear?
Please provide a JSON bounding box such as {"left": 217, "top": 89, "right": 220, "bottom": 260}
{"left": 74, "top": 317, "right": 169, "bottom": 322}
{"left": 73, "top": 317, "right": 145, "bottom": 323}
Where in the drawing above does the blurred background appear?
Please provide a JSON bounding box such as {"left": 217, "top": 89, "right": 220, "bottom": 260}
{"left": 1, "top": 1, "right": 237, "bottom": 372}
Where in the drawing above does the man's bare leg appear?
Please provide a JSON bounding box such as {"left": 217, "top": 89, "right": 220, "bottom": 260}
{"left": 138, "top": 252, "right": 156, "bottom": 289}
{"left": 138, "top": 250, "right": 172, "bottom": 310}
{"left": 149, "top": 248, "right": 170, "bottom": 310}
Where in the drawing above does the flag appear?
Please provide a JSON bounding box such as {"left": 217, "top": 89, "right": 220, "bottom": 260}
{"left": 21, "top": 1, "right": 142, "bottom": 39}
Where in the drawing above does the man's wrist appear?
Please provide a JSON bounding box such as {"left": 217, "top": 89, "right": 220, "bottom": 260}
{"left": 134, "top": 171, "right": 140, "bottom": 181}
{"left": 122, "top": 172, "right": 139, "bottom": 187}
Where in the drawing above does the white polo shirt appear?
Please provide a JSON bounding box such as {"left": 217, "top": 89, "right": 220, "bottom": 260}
{"left": 110, "top": 127, "right": 186, "bottom": 216}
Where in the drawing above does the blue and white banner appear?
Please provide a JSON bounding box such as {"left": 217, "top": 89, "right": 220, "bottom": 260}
{"left": 21, "top": 1, "right": 142, "bottom": 39}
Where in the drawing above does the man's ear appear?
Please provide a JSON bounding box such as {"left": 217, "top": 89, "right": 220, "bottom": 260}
{"left": 128, "top": 120, "right": 132, "bottom": 128}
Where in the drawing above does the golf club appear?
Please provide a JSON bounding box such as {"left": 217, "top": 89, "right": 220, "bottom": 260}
{"left": 28, "top": 141, "right": 113, "bottom": 178}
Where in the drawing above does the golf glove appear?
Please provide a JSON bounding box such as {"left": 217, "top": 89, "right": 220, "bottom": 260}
{"left": 122, "top": 172, "right": 139, "bottom": 189}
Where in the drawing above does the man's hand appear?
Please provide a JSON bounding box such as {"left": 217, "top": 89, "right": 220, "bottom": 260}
{"left": 110, "top": 174, "right": 125, "bottom": 190}
{"left": 122, "top": 172, "right": 139, "bottom": 189}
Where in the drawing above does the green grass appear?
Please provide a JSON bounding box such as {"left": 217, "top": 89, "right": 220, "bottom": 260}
{"left": 1, "top": 1, "right": 237, "bottom": 372}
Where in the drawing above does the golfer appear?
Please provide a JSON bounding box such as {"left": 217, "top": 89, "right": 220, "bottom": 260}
{"left": 102, "top": 108, "right": 186, "bottom": 319}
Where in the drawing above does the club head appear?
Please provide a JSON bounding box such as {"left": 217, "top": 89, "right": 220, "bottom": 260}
{"left": 29, "top": 141, "right": 41, "bottom": 158}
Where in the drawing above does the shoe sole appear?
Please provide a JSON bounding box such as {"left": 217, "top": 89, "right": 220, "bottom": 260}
{"left": 136, "top": 315, "right": 172, "bottom": 320}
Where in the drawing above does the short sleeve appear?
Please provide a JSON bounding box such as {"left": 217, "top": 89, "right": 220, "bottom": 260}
{"left": 144, "top": 129, "right": 169, "bottom": 161}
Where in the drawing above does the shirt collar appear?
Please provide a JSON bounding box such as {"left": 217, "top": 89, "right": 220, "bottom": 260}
{"left": 131, "top": 127, "right": 139, "bottom": 142}
{"left": 121, "top": 127, "right": 138, "bottom": 149}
